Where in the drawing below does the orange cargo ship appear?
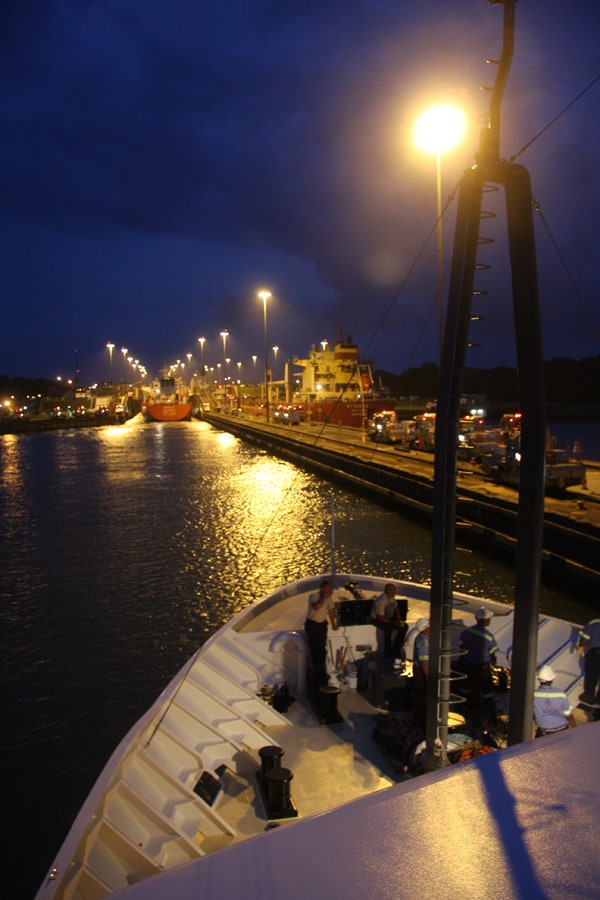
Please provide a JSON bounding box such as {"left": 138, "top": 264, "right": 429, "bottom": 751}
{"left": 142, "top": 377, "right": 193, "bottom": 422}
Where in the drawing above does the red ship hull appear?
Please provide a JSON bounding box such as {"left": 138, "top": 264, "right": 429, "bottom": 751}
{"left": 143, "top": 401, "right": 192, "bottom": 422}
{"left": 303, "top": 398, "right": 390, "bottom": 427}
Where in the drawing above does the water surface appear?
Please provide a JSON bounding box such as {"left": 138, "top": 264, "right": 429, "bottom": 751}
{"left": 1, "top": 417, "right": 596, "bottom": 898}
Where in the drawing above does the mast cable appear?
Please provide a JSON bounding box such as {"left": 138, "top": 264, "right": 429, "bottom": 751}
{"left": 532, "top": 197, "right": 600, "bottom": 344}
{"left": 508, "top": 73, "right": 600, "bottom": 163}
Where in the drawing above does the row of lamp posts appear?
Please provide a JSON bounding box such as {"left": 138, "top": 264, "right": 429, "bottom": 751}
{"left": 107, "top": 105, "right": 465, "bottom": 416}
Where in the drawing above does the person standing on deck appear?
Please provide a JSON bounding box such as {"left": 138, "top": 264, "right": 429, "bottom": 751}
{"left": 412, "top": 618, "right": 430, "bottom": 729}
{"left": 577, "top": 618, "right": 600, "bottom": 707}
{"left": 459, "top": 608, "right": 499, "bottom": 725}
{"left": 304, "top": 580, "right": 338, "bottom": 689}
{"left": 371, "top": 583, "right": 408, "bottom": 659}
{"left": 533, "top": 665, "right": 576, "bottom": 737}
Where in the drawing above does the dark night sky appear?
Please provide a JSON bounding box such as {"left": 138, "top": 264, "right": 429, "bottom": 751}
{"left": 1, "top": 0, "right": 599, "bottom": 385}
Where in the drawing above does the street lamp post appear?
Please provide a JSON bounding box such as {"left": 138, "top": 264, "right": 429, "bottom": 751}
{"left": 272, "top": 345, "right": 280, "bottom": 406}
{"left": 106, "top": 342, "right": 115, "bottom": 383}
{"left": 198, "top": 337, "right": 205, "bottom": 386}
{"left": 121, "top": 347, "right": 128, "bottom": 382}
{"left": 414, "top": 104, "right": 466, "bottom": 363}
{"left": 258, "top": 290, "right": 271, "bottom": 421}
{"left": 220, "top": 330, "right": 229, "bottom": 365}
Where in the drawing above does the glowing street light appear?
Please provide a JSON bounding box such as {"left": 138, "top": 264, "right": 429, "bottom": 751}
{"left": 272, "top": 345, "right": 279, "bottom": 381}
{"left": 414, "top": 103, "right": 466, "bottom": 362}
{"left": 198, "top": 336, "right": 206, "bottom": 383}
{"left": 220, "top": 330, "right": 229, "bottom": 364}
{"left": 121, "top": 347, "right": 128, "bottom": 381}
{"left": 106, "top": 342, "right": 115, "bottom": 382}
{"left": 258, "top": 290, "right": 271, "bottom": 421}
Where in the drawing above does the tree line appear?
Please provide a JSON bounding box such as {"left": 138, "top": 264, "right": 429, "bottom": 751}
{"left": 377, "top": 355, "right": 600, "bottom": 406}
{"left": 2, "top": 354, "right": 599, "bottom": 407}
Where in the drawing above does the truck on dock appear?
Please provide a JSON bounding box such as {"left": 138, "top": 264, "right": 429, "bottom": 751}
{"left": 481, "top": 444, "right": 586, "bottom": 492}
{"left": 368, "top": 410, "right": 416, "bottom": 446}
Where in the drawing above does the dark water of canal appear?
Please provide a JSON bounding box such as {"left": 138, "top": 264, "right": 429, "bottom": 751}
{"left": 1, "top": 418, "right": 597, "bottom": 898}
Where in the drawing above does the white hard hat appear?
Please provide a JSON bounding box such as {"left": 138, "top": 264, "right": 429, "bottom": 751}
{"left": 538, "top": 665, "right": 556, "bottom": 682}
{"left": 416, "top": 618, "right": 430, "bottom": 632}
{"left": 475, "top": 607, "right": 493, "bottom": 620}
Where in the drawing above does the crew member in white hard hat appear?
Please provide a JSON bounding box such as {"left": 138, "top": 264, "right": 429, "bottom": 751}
{"left": 411, "top": 618, "right": 430, "bottom": 729}
{"left": 458, "top": 608, "right": 499, "bottom": 727}
{"left": 533, "top": 665, "right": 576, "bottom": 737}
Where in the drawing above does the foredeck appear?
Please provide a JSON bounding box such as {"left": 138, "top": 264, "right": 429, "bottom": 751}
{"left": 39, "top": 577, "right": 593, "bottom": 899}
{"left": 210, "top": 688, "right": 401, "bottom": 849}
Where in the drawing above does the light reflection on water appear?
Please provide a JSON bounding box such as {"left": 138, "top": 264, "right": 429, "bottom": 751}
{"left": 0, "top": 417, "right": 595, "bottom": 899}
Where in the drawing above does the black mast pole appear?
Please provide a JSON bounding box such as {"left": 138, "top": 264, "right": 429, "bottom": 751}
{"left": 426, "top": 0, "right": 545, "bottom": 768}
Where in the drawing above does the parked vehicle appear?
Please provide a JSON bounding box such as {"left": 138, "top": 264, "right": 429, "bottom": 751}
{"left": 481, "top": 443, "right": 586, "bottom": 491}
{"left": 368, "top": 410, "right": 416, "bottom": 446}
{"left": 412, "top": 413, "right": 436, "bottom": 451}
{"left": 273, "top": 404, "right": 305, "bottom": 424}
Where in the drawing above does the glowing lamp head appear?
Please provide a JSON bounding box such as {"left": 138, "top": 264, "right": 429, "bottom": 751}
{"left": 414, "top": 104, "right": 466, "bottom": 156}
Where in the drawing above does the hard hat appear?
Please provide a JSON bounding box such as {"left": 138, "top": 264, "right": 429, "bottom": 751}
{"left": 475, "top": 607, "right": 493, "bottom": 620}
{"left": 416, "top": 618, "right": 430, "bottom": 632}
{"left": 538, "top": 665, "right": 556, "bottom": 682}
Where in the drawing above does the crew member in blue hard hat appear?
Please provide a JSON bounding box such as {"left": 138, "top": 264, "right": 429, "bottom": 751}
{"left": 458, "top": 607, "right": 499, "bottom": 727}
{"left": 533, "top": 665, "right": 576, "bottom": 737}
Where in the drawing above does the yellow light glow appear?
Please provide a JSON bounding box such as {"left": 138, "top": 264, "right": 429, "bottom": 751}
{"left": 217, "top": 432, "right": 237, "bottom": 449}
{"left": 414, "top": 104, "right": 466, "bottom": 156}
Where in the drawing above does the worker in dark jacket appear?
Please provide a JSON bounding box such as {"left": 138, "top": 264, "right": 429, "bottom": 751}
{"left": 459, "top": 607, "right": 499, "bottom": 726}
{"left": 371, "top": 583, "right": 408, "bottom": 659}
{"left": 411, "top": 618, "right": 430, "bottom": 729}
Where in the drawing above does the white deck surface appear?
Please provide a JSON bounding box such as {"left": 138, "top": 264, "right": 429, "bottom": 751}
{"left": 36, "top": 575, "right": 594, "bottom": 899}
{"left": 121, "top": 721, "right": 600, "bottom": 899}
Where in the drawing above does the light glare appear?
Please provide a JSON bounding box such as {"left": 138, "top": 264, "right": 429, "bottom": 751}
{"left": 414, "top": 104, "right": 466, "bottom": 155}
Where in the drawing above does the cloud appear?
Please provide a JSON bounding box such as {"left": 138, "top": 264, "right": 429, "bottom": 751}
{"left": 1, "top": 0, "right": 599, "bottom": 380}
